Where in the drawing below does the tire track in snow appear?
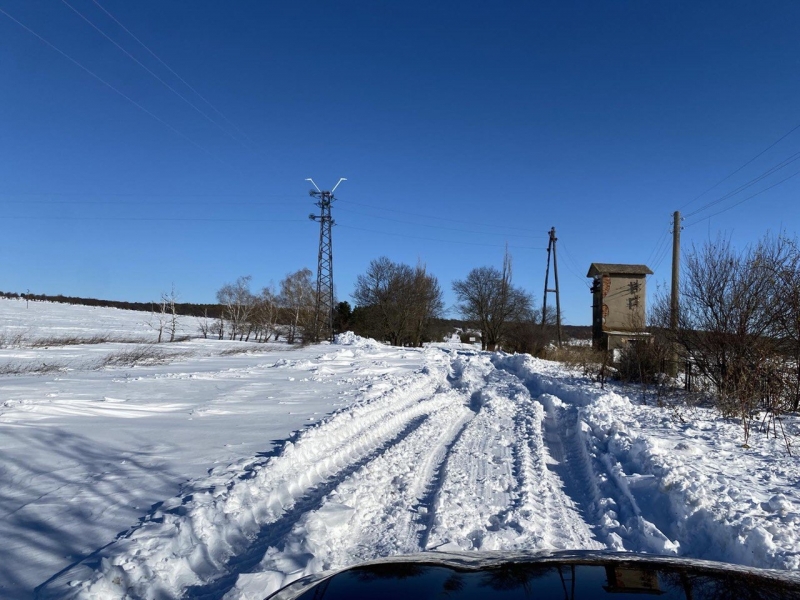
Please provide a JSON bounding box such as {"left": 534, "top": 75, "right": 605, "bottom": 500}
{"left": 535, "top": 394, "right": 606, "bottom": 549}
{"left": 182, "top": 414, "right": 430, "bottom": 600}
{"left": 424, "top": 362, "right": 603, "bottom": 553}
{"left": 535, "top": 393, "right": 679, "bottom": 555}
{"left": 492, "top": 354, "right": 679, "bottom": 556}
{"left": 223, "top": 354, "right": 494, "bottom": 596}
{"left": 50, "top": 365, "right": 454, "bottom": 599}
{"left": 425, "top": 370, "right": 521, "bottom": 551}
{"left": 232, "top": 392, "right": 475, "bottom": 594}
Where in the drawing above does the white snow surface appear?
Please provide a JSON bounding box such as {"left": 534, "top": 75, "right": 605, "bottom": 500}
{"left": 2, "top": 299, "right": 800, "bottom": 599}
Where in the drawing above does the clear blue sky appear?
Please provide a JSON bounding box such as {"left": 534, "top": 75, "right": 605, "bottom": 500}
{"left": 2, "top": 1, "right": 800, "bottom": 325}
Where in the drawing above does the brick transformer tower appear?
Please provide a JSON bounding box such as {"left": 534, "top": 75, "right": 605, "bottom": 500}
{"left": 587, "top": 263, "right": 653, "bottom": 351}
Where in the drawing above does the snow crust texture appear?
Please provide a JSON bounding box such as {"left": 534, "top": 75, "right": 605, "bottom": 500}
{"left": 3, "top": 302, "right": 800, "bottom": 600}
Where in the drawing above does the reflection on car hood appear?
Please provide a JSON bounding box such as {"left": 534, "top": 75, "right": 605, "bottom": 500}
{"left": 267, "top": 550, "right": 800, "bottom": 600}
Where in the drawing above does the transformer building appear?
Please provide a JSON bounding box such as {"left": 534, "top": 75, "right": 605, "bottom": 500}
{"left": 587, "top": 263, "right": 653, "bottom": 351}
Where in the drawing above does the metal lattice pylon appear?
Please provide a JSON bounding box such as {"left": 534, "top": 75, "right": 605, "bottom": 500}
{"left": 307, "top": 178, "right": 345, "bottom": 342}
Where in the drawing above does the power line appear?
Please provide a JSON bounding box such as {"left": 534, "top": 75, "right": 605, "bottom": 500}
{"left": 650, "top": 233, "right": 673, "bottom": 275}
{"left": 337, "top": 197, "right": 532, "bottom": 234}
{"left": 645, "top": 223, "right": 671, "bottom": 267}
{"left": 335, "top": 205, "right": 534, "bottom": 239}
{"left": 0, "top": 197, "right": 294, "bottom": 206}
{"left": 91, "top": 0, "right": 254, "bottom": 146}
{"left": 60, "top": 0, "right": 243, "bottom": 146}
{"left": 1, "top": 192, "right": 295, "bottom": 199}
{"left": 0, "top": 6, "right": 217, "bottom": 161}
{"left": 684, "top": 167, "right": 800, "bottom": 229}
{"left": 0, "top": 215, "right": 306, "bottom": 224}
{"left": 684, "top": 148, "right": 800, "bottom": 219}
{"left": 679, "top": 120, "right": 800, "bottom": 211}
{"left": 338, "top": 223, "right": 546, "bottom": 250}
{"left": 557, "top": 240, "right": 591, "bottom": 288}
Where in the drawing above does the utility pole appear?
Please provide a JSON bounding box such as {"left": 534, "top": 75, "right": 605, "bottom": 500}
{"left": 669, "top": 210, "right": 682, "bottom": 377}
{"left": 307, "top": 178, "right": 346, "bottom": 342}
{"left": 541, "top": 227, "right": 563, "bottom": 347}
{"left": 670, "top": 211, "right": 681, "bottom": 331}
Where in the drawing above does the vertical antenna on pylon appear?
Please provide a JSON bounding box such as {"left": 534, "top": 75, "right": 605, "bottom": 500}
{"left": 307, "top": 178, "right": 346, "bottom": 342}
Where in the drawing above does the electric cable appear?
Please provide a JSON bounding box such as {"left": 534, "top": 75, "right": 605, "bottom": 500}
{"left": 337, "top": 198, "right": 531, "bottom": 234}
{"left": 684, "top": 149, "right": 800, "bottom": 219}
{"left": 61, "top": 0, "right": 243, "bottom": 146}
{"left": 91, "top": 0, "right": 254, "bottom": 145}
{"left": 684, "top": 167, "right": 800, "bottom": 229}
{"left": 337, "top": 223, "right": 546, "bottom": 251}
{"left": 335, "top": 205, "right": 534, "bottom": 239}
{"left": 679, "top": 120, "right": 800, "bottom": 211}
{"left": 0, "top": 6, "right": 218, "bottom": 161}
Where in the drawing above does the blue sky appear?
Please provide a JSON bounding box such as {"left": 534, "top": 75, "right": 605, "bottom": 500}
{"left": 2, "top": 1, "right": 800, "bottom": 325}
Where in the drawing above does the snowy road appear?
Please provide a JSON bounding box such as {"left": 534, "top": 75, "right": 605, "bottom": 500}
{"left": 28, "top": 337, "right": 798, "bottom": 600}
{"left": 3, "top": 301, "right": 800, "bottom": 600}
{"left": 46, "top": 346, "right": 616, "bottom": 599}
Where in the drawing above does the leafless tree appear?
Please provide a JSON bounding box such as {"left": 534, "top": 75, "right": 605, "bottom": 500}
{"left": 352, "top": 257, "right": 444, "bottom": 346}
{"left": 762, "top": 235, "right": 800, "bottom": 412}
{"left": 217, "top": 276, "right": 256, "bottom": 341}
{"left": 279, "top": 268, "right": 316, "bottom": 344}
{"left": 146, "top": 286, "right": 180, "bottom": 343}
{"left": 164, "top": 285, "right": 181, "bottom": 342}
{"left": 452, "top": 251, "right": 533, "bottom": 350}
{"left": 251, "top": 285, "right": 280, "bottom": 342}
{"left": 147, "top": 298, "right": 169, "bottom": 343}
{"left": 656, "top": 236, "right": 785, "bottom": 445}
{"left": 197, "top": 308, "right": 213, "bottom": 339}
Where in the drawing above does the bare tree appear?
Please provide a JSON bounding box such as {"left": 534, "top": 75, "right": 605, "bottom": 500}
{"left": 147, "top": 298, "right": 169, "bottom": 343}
{"left": 279, "top": 268, "right": 316, "bottom": 344}
{"left": 656, "top": 236, "right": 783, "bottom": 445}
{"left": 250, "top": 285, "right": 280, "bottom": 342}
{"left": 197, "top": 308, "right": 213, "bottom": 339}
{"left": 352, "top": 257, "right": 444, "bottom": 346}
{"left": 763, "top": 235, "right": 800, "bottom": 412}
{"left": 452, "top": 251, "right": 532, "bottom": 350}
{"left": 217, "top": 276, "right": 256, "bottom": 341}
{"left": 164, "top": 285, "right": 181, "bottom": 342}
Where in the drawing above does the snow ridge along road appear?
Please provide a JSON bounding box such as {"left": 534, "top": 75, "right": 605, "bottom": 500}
{"left": 30, "top": 337, "right": 800, "bottom": 600}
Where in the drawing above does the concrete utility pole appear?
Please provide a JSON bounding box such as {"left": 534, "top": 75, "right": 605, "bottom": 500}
{"left": 307, "top": 178, "right": 345, "bottom": 342}
{"left": 670, "top": 211, "right": 681, "bottom": 331}
{"left": 669, "top": 210, "right": 682, "bottom": 378}
{"left": 541, "top": 227, "right": 563, "bottom": 347}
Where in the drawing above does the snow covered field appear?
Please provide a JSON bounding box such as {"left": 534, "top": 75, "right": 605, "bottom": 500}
{"left": 2, "top": 299, "right": 800, "bottom": 599}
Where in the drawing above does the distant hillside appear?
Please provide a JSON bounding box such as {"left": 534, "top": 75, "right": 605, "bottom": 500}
{"left": 0, "top": 291, "right": 222, "bottom": 318}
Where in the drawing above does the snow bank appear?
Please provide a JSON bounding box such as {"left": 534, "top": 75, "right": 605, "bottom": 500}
{"left": 495, "top": 352, "right": 800, "bottom": 571}
{"left": 333, "top": 331, "right": 381, "bottom": 348}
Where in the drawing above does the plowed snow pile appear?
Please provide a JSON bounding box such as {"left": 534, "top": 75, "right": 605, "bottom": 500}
{"left": 2, "top": 299, "right": 800, "bottom": 599}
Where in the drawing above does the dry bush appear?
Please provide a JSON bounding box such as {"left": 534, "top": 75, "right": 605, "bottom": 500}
{"left": 2, "top": 332, "right": 151, "bottom": 348}
{"left": 98, "top": 345, "right": 169, "bottom": 368}
{"left": 29, "top": 334, "right": 114, "bottom": 347}
{"left": 545, "top": 345, "right": 608, "bottom": 379}
{"left": 0, "top": 331, "right": 27, "bottom": 348}
{"left": 0, "top": 361, "right": 68, "bottom": 375}
{"left": 218, "top": 345, "right": 274, "bottom": 356}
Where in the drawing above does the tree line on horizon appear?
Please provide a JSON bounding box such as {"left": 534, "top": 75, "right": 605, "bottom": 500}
{"left": 202, "top": 249, "right": 558, "bottom": 352}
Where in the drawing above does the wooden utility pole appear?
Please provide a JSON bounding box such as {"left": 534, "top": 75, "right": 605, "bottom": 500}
{"left": 541, "top": 227, "right": 563, "bottom": 347}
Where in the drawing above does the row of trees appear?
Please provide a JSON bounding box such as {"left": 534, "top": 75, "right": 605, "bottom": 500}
{"left": 199, "top": 250, "right": 551, "bottom": 350}
{"left": 348, "top": 252, "right": 554, "bottom": 351}
{"left": 205, "top": 270, "right": 324, "bottom": 344}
